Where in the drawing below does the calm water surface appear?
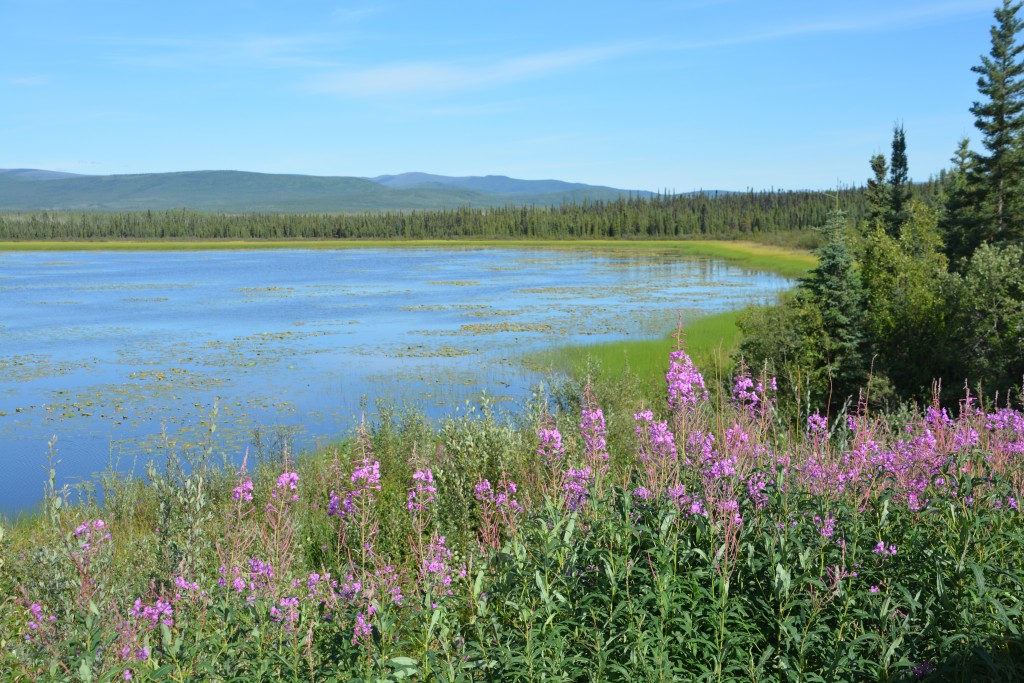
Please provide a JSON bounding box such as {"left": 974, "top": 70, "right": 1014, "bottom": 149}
{"left": 0, "top": 247, "right": 791, "bottom": 515}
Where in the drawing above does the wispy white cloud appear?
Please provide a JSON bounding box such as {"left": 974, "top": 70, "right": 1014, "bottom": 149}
{"left": 304, "top": 1, "right": 986, "bottom": 99}
{"left": 306, "top": 43, "right": 637, "bottom": 96}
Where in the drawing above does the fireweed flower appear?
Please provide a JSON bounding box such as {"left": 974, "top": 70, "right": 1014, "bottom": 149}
{"left": 537, "top": 427, "right": 565, "bottom": 466}
{"left": 912, "top": 661, "right": 935, "bottom": 678}
{"left": 563, "top": 467, "right": 593, "bottom": 511}
{"left": 329, "top": 457, "right": 382, "bottom": 518}
{"left": 407, "top": 468, "right": 437, "bottom": 512}
{"left": 746, "top": 473, "right": 769, "bottom": 509}
{"left": 72, "top": 519, "right": 112, "bottom": 554}
{"left": 272, "top": 471, "right": 299, "bottom": 503}
{"left": 814, "top": 515, "right": 836, "bottom": 538}
{"left": 580, "top": 405, "right": 609, "bottom": 462}
{"left": 634, "top": 410, "right": 677, "bottom": 462}
{"left": 24, "top": 602, "right": 57, "bottom": 642}
{"left": 352, "top": 612, "right": 373, "bottom": 645}
{"left": 475, "top": 479, "right": 523, "bottom": 512}
{"left": 668, "top": 485, "right": 707, "bottom": 517}
{"left": 666, "top": 348, "right": 708, "bottom": 413}
{"left": 339, "top": 574, "right": 362, "bottom": 602}
{"left": 715, "top": 499, "right": 743, "bottom": 526}
{"left": 129, "top": 598, "right": 174, "bottom": 629}
{"left": 632, "top": 486, "right": 654, "bottom": 501}
{"left": 231, "top": 477, "right": 254, "bottom": 502}
{"left": 731, "top": 369, "right": 777, "bottom": 419}
{"left": 476, "top": 478, "right": 524, "bottom": 547}
{"left": 172, "top": 576, "right": 201, "bottom": 601}
{"left": 271, "top": 596, "right": 300, "bottom": 625}
{"left": 373, "top": 564, "right": 405, "bottom": 607}
{"left": 27, "top": 602, "right": 43, "bottom": 630}
{"left": 807, "top": 412, "right": 828, "bottom": 438}
{"left": 420, "top": 534, "right": 460, "bottom": 597}
{"left": 873, "top": 541, "right": 898, "bottom": 556}
{"left": 686, "top": 430, "right": 716, "bottom": 468}
{"left": 351, "top": 460, "right": 380, "bottom": 488}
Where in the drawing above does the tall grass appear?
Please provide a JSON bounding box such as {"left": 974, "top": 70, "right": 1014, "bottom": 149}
{"left": 2, "top": 343, "right": 1022, "bottom": 682}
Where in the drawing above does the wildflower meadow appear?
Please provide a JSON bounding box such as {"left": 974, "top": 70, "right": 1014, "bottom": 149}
{"left": 1, "top": 340, "right": 1022, "bottom": 682}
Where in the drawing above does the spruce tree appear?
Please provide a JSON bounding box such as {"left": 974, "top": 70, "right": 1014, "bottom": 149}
{"left": 865, "top": 153, "right": 890, "bottom": 232}
{"left": 887, "top": 125, "right": 910, "bottom": 237}
{"left": 798, "top": 210, "right": 870, "bottom": 410}
{"left": 969, "top": 0, "right": 1024, "bottom": 246}
{"left": 942, "top": 137, "right": 982, "bottom": 264}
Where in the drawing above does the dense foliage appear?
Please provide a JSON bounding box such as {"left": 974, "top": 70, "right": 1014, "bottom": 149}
{"left": 2, "top": 344, "right": 1022, "bottom": 682}
{"left": 739, "top": 2, "right": 1024, "bottom": 413}
{"left": 0, "top": 183, "right": 947, "bottom": 245}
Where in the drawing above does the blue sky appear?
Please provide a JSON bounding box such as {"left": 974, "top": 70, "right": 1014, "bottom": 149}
{"left": 0, "top": 0, "right": 1001, "bottom": 192}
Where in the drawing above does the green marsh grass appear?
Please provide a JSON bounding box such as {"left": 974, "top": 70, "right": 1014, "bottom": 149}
{"left": 533, "top": 308, "right": 746, "bottom": 402}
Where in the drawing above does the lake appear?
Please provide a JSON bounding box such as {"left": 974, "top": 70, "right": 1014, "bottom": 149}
{"left": 0, "top": 246, "right": 792, "bottom": 516}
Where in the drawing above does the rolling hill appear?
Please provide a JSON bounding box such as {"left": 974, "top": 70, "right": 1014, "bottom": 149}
{"left": 0, "top": 169, "right": 650, "bottom": 212}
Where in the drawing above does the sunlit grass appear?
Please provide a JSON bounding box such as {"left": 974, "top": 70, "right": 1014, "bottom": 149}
{"left": 533, "top": 308, "right": 747, "bottom": 402}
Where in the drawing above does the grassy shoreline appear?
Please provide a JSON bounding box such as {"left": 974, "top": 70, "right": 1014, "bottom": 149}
{"left": 532, "top": 308, "right": 750, "bottom": 393}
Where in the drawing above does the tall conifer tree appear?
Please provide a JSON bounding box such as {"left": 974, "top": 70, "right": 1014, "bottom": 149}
{"left": 942, "top": 137, "right": 982, "bottom": 263}
{"left": 865, "top": 153, "right": 890, "bottom": 232}
{"left": 887, "top": 125, "right": 910, "bottom": 237}
{"left": 798, "top": 210, "right": 869, "bottom": 409}
{"left": 970, "top": 0, "right": 1024, "bottom": 246}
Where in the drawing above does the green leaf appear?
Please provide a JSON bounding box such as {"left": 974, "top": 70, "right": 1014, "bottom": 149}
{"left": 151, "top": 664, "right": 176, "bottom": 680}
{"left": 774, "top": 562, "right": 791, "bottom": 598}
{"left": 389, "top": 656, "right": 418, "bottom": 667}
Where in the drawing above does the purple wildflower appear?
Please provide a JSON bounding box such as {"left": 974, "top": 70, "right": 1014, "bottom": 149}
{"left": 807, "top": 412, "right": 828, "bottom": 437}
{"left": 563, "top": 467, "right": 593, "bottom": 511}
{"left": 352, "top": 612, "right": 372, "bottom": 645}
{"left": 537, "top": 427, "right": 565, "bottom": 465}
{"left": 580, "top": 405, "right": 609, "bottom": 462}
{"left": 666, "top": 348, "right": 708, "bottom": 413}
{"left": 232, "top": 478, "right": 254, "bottom": 502}
{"left": 407, "top": 468, "right": 437, "bottom": 512}
{"left": 873, "top": 541, "right": 898, "bottom": 556}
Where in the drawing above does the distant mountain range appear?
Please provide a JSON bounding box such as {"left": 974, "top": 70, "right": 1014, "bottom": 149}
{"left": 0, "top": 169, "right": 658, "bottom": 212}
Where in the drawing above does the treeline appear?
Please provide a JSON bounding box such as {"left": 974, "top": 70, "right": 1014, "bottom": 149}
{"left": 738, "top": 1, "right": 1024, "bottom": 412}
{"left": 0, "top": 183, "right": 944, "bottom": 243}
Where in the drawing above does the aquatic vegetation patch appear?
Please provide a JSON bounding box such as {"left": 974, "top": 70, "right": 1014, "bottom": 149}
{"left": 0, "top": 354, "right": 99, "bottom": 384}
{"left": 388, "top": 344, "right": 481, "bottom": 358}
